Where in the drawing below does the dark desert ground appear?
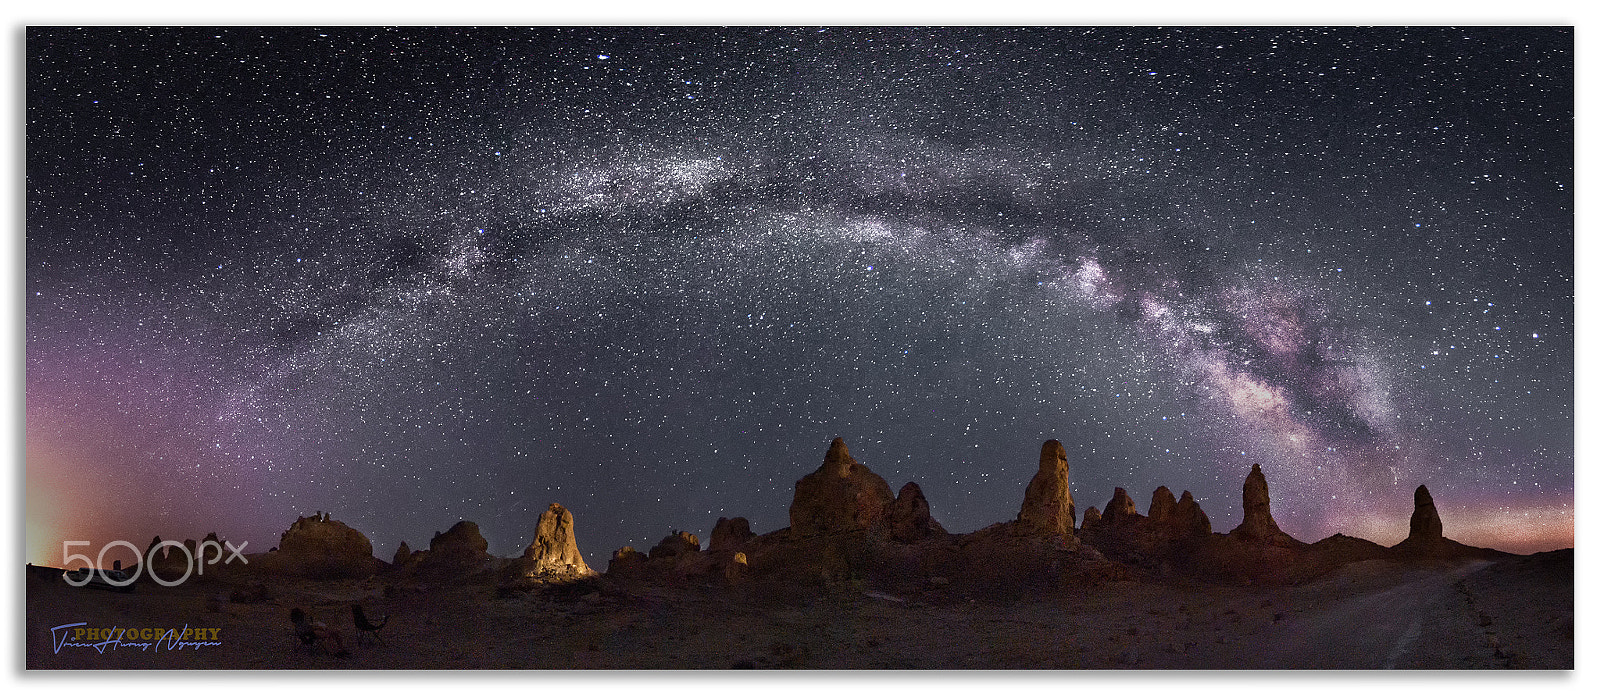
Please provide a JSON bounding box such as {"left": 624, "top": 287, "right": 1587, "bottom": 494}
{"left": 25, "top": 439, "right": 1573, "bottom": 670}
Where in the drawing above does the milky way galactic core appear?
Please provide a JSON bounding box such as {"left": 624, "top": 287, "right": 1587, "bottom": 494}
{"left": 26, "top": 27, "right": 1572, "bottom": 563}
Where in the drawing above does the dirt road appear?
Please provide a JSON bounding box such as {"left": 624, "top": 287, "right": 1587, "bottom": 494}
{"left": 1256, "top": 561, "right": 1494, "bottom": 668}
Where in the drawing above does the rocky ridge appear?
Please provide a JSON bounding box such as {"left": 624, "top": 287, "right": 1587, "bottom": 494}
{"left": 207, "top": 436, "right": 1514, "bottom": 595}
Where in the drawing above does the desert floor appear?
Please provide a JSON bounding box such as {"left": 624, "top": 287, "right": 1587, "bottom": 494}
{"left": 25, "top": 551, "right": 1571, "bottom": 670}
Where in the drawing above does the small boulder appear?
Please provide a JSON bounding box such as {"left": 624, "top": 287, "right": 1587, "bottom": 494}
{"left": 1081, "top": 506, "right": 1103, "bottom": 533}
{"left": 1103, "top": 488, "right": 1139, "bottom": 524}
{"left": 708, "top": 517, "right": 756, "bottom": 552}
{"left": 607, "top": 546, "right": 647, "bottom": 576}
{"left": 888, "top": 481, "right": 947, "bottom": 542}
{"left": 393, "top": 541, "right": 414, "bottom": 567}
{"left": 649, "top": 530, "right": 701, "bottom": 560}
{"left": 724, "top": 552, "right": 750, "bottom": 583}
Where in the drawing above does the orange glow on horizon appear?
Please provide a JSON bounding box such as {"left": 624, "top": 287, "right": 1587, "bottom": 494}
{"left": 26, "top": 437, "right": 91, "bottom": 567}
{"left": 1443, "top": 503, "right": 1575, "bottom": 555}
{"left": 26, "top": 434, "right": 143, "bottom": 569}
{"left": 1332, "top": 498, "right": 1572, "bottom": 556}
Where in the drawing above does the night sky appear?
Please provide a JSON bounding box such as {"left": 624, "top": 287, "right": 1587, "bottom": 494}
{"left": 25, "top": 26, "right": 1573, "bottom": 568}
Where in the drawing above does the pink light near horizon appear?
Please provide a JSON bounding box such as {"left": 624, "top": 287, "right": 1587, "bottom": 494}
{"left": 1330, "top": 494, "right": 1572, "bottom": 555}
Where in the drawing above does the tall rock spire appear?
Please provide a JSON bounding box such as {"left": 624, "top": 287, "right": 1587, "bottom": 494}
{"left": 522, "top": 503, "right": 595, "bottom": 578}
{"left": 1174, "top": 490, "right": 1212, "bottom": 537}
{"left": 1407, "top": 484, "right": 1444, "bottom": 542}
{"left": 1228, "top": 464, "right": 1301, "bottom": 547}
{"left": 1148, "top": 486, "right": 1178, "bottom": 525}
{"left": 1016, "top": 440, "right": 1076, "bottom": 535}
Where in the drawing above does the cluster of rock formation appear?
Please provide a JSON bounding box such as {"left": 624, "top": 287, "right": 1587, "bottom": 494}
{"left": 1074, "top": 482, "right": 1213, "bottom": 576}
{"left": 137, "top": 531, "right": 239, "bottom": 582}
{"left": 606, "top": 526, "right": 752, "bottom": 585}
{"left": 211, "top": 435, "right": 1498, "bottom": 592}
{"left": 239, "top": 502, "right": 598, "bottom": 584}
{"left": 784, "top": 438, "right": 951, "bottom": 545}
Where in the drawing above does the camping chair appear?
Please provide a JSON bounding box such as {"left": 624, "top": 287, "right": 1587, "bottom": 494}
{"left": 351, "top": 604, "right": 389, "bottom": 646}
{"left": 289, "top": 608, "right": 328, "bottom": 655}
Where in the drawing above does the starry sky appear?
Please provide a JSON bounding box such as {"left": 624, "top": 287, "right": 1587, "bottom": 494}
{"left": 25, "top": 26, "right": 1573, "bottom": 568}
